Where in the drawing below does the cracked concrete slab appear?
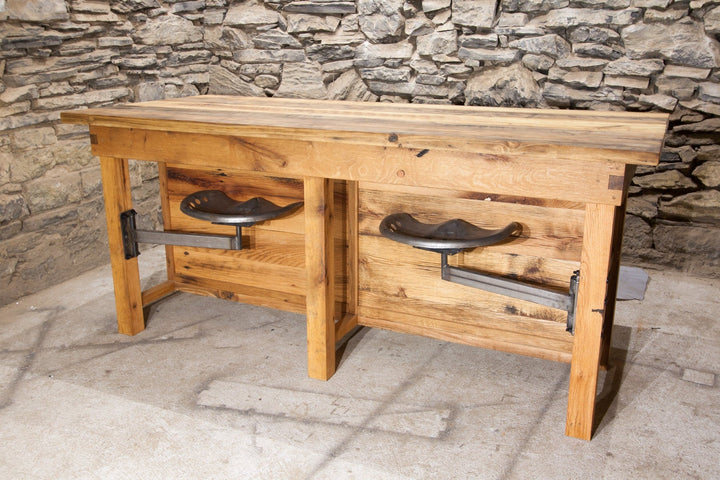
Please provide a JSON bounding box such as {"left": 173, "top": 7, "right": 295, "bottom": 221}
{"left": 199, "top": 380, "right": 453, "bottom": 438}
{"left": 0, "top": 246, "right": 718, "bottom": 479}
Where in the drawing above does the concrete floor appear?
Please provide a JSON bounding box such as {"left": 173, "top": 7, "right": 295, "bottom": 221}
{"left": 0, "top": 246, "right": 718, "bottom": 480}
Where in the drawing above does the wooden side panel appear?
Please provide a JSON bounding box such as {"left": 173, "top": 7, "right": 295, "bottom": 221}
{"left": 175, "top": 276, "right": 306, "bottom": 314}
{"left": 164, "top": 166, "right": 350, "bottom": 317}
{"left": 359, "top": 186, "right": 585, "bottom": 263}
{"left": 157, "top": 162, "right": 177, "bottom": 286}
{"left": 357, "top": 184, "right": 583, "bottom": 361}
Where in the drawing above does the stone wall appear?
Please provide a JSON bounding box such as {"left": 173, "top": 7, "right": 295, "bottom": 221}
{"left": 1, "top": 0, "right": 719, "bottom": 305}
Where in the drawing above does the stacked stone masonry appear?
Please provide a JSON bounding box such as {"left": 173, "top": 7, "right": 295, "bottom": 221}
{"left": 1, "top": 0, "right": 719, "bottom": 304}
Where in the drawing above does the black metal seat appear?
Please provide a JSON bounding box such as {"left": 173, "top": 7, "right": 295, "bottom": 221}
{"left": 379, "top": 213, "right": 520, "bottom": 255}
{"left": 180, "top": 190, "right": 303, "bottom": 227}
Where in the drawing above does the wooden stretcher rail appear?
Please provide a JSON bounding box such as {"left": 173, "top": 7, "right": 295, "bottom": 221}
{"left": 61, "top": 96, "right": 668, "bottom": 441}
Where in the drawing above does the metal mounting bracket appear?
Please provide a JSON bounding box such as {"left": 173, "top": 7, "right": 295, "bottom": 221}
{"left": 120, "top": 209, "right": 242, "bottom": 260}
{"left": 379, "top": 213, "right": 580, "bottom": 334}
{"left": 441, "top": 253, "right": 580, "bottom": 334}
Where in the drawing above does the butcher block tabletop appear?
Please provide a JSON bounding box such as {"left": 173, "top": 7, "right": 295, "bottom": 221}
{"left": 61, "top": 95, "right": 669, "bottom": 165}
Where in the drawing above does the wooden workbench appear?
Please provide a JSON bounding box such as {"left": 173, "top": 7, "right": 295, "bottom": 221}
{"left": 62, "top": 95, "right": 668, "bottom": 440}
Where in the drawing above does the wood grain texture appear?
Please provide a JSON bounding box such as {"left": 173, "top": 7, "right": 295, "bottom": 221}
{"left": 99, "top": 156, "right": 145, "bottom": 335}
{"left": 600, "top": 166, "right": 636, "bottom": 369}
{"left": 141, "top": 280, "right": 176, "bottom": 306}
{"left": 164, "top": 167, "right": 350, "bottom": 313}
{"left": 565, "top": 203, "right": 617, "bottom": 440}
{"left": 174, "top": 276, "right": 306, "bottom": 314}
{"left": 359, "top": 311, "right": 572, "bottom": 363}
{"left": 346, "top": 181, "right": 359, "bottom": 317}
{"left": 358, "top": 238, "right": 575, "bottom": 330}
{"left": 166, "top": 167, "right": 309, "bottom": 307}
{"left": 88, "top": 126, "right": 631, "bottom": 205}
{"left": 359, "top": 185, "right": 585, "bottom": 262}
{"left": 62, "top": 95, "right": 668, "bottom": 162}
{"left": 357, "top": 185, "right": 579, "bottom": 362}
{"left": 64, "top": 96, "right": 668, "bottom": 441}
{"left": 304, "top": 176, "right": 336, "bottom": 380}
{"left": 157, "top": 162, "right": 177, "bottom": 287}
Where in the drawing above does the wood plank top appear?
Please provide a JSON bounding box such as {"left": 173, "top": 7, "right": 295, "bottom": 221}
{"left": 61, "top": 95, "right": 669, "bottom": 165}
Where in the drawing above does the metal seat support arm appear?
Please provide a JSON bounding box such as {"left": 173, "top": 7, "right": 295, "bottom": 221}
{"left": 379, "top": 213, "right": 580, "bottom": 334}
{"left": 120, "top": 209, "right": 243, "bottom": 259}
{"left": 440, "top": 253, "right": 580, "bottom": 334}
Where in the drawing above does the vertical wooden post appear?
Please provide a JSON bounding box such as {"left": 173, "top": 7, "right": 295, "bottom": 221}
{"left": 157, "top": 162, "right": 177, "bottom": 284}
{"left": 346, "top": 180, "right": 359, "bottom": 319}
{"left": 600, "top": 165, "right": 636, "bottom": 369}
{"left": 566, "top": 202, "right": 616, "bottom": 440}
{"left": 304, "top": 176, "right": 336, "bottom": 380}
{"left": 100, "top": 156, "right": 145, "bottom": 335}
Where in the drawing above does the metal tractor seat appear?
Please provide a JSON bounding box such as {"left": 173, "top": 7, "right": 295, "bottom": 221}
{"left": 121, "top": 190, "right": 303, "bottom": 258}
{"left": 180, "top": 190, "right": 303, "bottom": 227}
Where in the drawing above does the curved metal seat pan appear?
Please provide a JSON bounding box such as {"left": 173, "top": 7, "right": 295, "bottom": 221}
{"left": 180, "top": 190, "right": 303, "bottom": 226}
{"left": 380, "top": 213, "right": 520, "bottom": 254}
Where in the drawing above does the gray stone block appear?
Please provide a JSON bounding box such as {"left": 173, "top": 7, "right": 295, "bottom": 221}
{"left": 604, "top": 58, "right": 664, "bottom": 76}
{"left": 275, "top": 61, "right": 327, "bottom": 99}
{"left": 283, "top": 2, "right": 356, "bottom": 14}
{"left": 451, "top": 0, "right": 498, "bottom": 28}
{"left": 0, "top": 193, "right": 29, "bottom": 223}
{"left": 660, "top": 190, "right": 720, "bottom": 224}
{"left": 5, "top": 0, "right": 68, "bottom": 21}
{"left": 654, "top": 221, "right": 720, "bottom": 258}
{"left": 622, "top": 18, "right": 720, "bottom": 68}
{"left": 422, "top": 0, "right": 451, "bottom": 12}
{"left": 549, "top": 68, "right": 604, "bottom": 88}
{"left": 509, "top": 35, "right": 571, "bottom": 59}
{"left": 357, "top": 41, "right": 413, "bottom": 60}
{"left": 465, "top": 63, "right": 540, "bottom": 107}
{"left": 225, "top": 1, "right": 280, "bottom": 26}
{"left": 638, "top": 93, "right": 678, "bottom": 111}
{"left": 632, "top": 170, "right": 696, "bottom": 190}
{"left": 417, "top": 30, "right": 458, "bottom": 56}
{"left": 705, "top": 6, "right": 720, "bottom": 35}
{"left": 287, "top": 13, "right": 341, "bottom": 33}
{"left": 692, "top": 161, "right": 720, "bottom": 188}
{"left": 532, "top": 7, "right": 642, "bottom": 28}
{"left": 233, "top": 49, "right": 306, "bottom": 64}
{"left": 111, "top": 0, "right": 160, "bottom": 14}
{"left": 622, "top": 214, "right": 653, "bottom": 251}
{"left": 359, "top": 66, "right": 411, "bottom": 82}
{"left": 698, "top": 83, "right": 720, "bottom": 103}
{"left": 133, "top": 15, "right": 203, "bottom": 45}
{"left": 326, "top": 69, "right": 377, "bottom": 101}
{"left": 604, "top": 75, "right": 650, "bottom": 90}
{"left": 662, "top": 65, "right": 710, "bottom": 80}
{"left": 458, "top": 47, "right": 521, "bottom": 64}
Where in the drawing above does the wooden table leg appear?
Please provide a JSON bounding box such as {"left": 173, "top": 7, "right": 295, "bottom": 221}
{"left": 304, "top": 176, "right": 336, "bottom": 380}
{"left": 600, "top": 166, "right": 635, "bottom": 369}
{"left": 566, "top": 203, "right": 616, "bottom": 440}
{"left": 100, "top": 156, "right": 145, "bottom": 336}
